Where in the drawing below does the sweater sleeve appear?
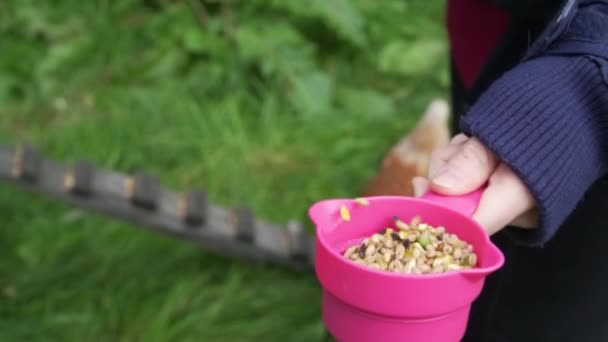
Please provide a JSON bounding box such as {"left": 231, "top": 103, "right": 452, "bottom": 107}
{"left": 460, "top": 53, "right": 608, "bottom": 246}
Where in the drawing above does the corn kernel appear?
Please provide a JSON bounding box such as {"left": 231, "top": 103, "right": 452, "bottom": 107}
{"left": 340, "top": 205, "right": 351, "bottom": 221}
{"left": 354, "top": 197, "right": 369, "bottom": 206}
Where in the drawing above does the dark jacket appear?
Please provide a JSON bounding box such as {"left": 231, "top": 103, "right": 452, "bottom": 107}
{"left": 448, "top": 0, "right": 608, "bottom": 341}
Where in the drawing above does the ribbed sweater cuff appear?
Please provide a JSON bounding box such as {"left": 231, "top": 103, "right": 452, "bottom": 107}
{"left": 461, "top": 55, "right": 608, "bottom": 246}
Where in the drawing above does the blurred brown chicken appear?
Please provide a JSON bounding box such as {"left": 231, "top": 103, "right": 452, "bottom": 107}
{"left": 363, "top": 99, "right": 451, "bottom": 197}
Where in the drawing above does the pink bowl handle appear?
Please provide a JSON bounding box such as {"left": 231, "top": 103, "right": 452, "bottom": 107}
{"left": 419, "top": 187, "right": 485, "bottom": 218}
{"left": 309, "top": 199, "right": 347, "bottom": 228}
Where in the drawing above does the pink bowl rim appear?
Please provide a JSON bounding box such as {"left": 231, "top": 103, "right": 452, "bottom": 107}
{"left": 314, "top": 195, "right": 505, "bottom": 280}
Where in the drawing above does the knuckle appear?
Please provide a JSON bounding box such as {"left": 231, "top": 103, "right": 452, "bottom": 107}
{"left": 430, "top": 145, "right": 458, "bottom": 163}
{"left": 459, "top": 140, "right": 492, "bottom": 166}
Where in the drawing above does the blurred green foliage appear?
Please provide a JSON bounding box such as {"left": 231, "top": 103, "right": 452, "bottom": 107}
{"left": 1, "top": 0, "right": 448, "bottom": 126}
{"left": 0, "top": 1, "right": 448, "bottom": 341}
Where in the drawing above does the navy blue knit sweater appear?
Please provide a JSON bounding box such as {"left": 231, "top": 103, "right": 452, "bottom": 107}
{"left": 460, "top": 0, "right": 608, "bottom": 246}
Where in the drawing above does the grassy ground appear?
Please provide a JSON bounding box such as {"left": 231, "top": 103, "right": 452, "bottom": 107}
{"left": 0, "top": 1, "right": 448, "bottom": 341}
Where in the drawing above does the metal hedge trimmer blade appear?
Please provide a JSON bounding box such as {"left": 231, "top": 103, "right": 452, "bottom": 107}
{"left": 0, "top": 143, "right": 315, "bottom": 271}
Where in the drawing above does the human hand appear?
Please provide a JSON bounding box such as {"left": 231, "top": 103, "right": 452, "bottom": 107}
{"left": 412, "top": 134, "right": 538, "bottom": 235}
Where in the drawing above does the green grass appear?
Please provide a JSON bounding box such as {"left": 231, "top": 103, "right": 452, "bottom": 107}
{"left": 0, "top": 1, "right": 448, "bottom": 341}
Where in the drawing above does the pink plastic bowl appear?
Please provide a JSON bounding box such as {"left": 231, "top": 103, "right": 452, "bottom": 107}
{"left": 309, "top": 190, "right": 505, "bottom": 342}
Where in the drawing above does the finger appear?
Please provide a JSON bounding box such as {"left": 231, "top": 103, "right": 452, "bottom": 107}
{"left": 412, "top": 176, "right": 429, "bottom": 197}
{"left": 473, "top": 163, "right": 536, "bottom": 235}
{"left": 428, "top": 134, "right": 469, "bottom": 178}
{"left": 449, "top": 133, "right": 469, "bottom": 145}
{"left": 428, "top": 143, "right": 462, "bottom": 179}
{"left": 430, "top": 137, "right": 499, "bottom": 195}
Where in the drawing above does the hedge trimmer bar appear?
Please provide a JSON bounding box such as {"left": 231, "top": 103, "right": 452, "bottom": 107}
{"left": 0, "top": 143, "right": 315, "bottom": 271}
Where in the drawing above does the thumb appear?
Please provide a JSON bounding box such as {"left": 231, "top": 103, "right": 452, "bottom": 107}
{"left": 430, "top": 137, "right": 499, "bottom": 195}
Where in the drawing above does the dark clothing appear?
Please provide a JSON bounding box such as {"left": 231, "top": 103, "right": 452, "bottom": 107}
{"left": 446, "top": 0, "right": 608, "bottom": 340}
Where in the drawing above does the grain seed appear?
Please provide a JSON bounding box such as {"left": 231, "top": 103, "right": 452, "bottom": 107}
{"left": 355, "top": 197, "right": 370, "bottom": 206}
{"left": 340, "top": 206, "right": 351, "bottom": 221}
{"left": 358, "top": 244, "right": 367, "bottom": 258}
{"left": 395, "top": 244, "right": 406, "bottom": 260}
{"left": 343, "top": 215, "right": 477, "bottom": 275}
{"left": 383, "top": 251, "right": 392, "bottom": 263}
{"left": 404, "top": 259, "right": 416, "bottom": 274}
{"left": 453, "top": 248, "right": 463, "bottom": 260}
{"left": 410, "top": 215, "right": 421, "bottom": 228}
{"left": 394, "top": 216, "right": 410, "bottom": 230}
{"left": 468, "top": 253, "right": 478, "bottom": 267}
{"left": 419, "top": 264, "right": 431, "bottom": 274}
{"left": 365, "top": 244, "right": 376, "bottom": 257}
{"left": 391, "top": 232, "right": 401, "bottom": 241}
{"left": 389, "top": 260, "right": 403, "bottom": 272}
{"left": 345, "top": 246, "right": 357, "bottom": 259}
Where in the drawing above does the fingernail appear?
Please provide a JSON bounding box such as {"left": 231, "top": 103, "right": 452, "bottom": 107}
{"left": 431, "top": 168, "right": 460, "bottom": 189}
